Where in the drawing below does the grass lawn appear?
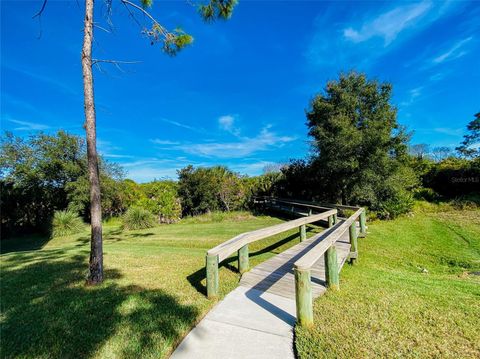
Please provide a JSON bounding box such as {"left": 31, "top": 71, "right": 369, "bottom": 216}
{"left": 295, "top": 205, "right": 480, "bottom": 358}
{"left": 1, "top": 212, "right": 304, "bottom": 359}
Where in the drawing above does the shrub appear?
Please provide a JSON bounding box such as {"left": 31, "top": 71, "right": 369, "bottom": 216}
{"left": 122, "top": 207, "right": 157, "bottom": 230}
{"left": 51, "top": 210, "right": 85, "bottom": 237}
{"left": 137, "top": 181, "right": 182, "bottom": 223}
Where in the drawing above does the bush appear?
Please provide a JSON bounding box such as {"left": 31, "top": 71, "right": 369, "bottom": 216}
{"left": 51, "top": 210, "right": 85, "bottom": 237}
{"left": 122, "top": 207, "right": 157, "bottom": 230}
{"left": 137, "top": 181, "right": 182, "bottom": 223}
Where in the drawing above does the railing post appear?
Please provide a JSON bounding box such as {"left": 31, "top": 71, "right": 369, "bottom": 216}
{"left": 238, "top": 244, "right": 249, "bottom": 274}
{"left": 299, "top": 224, "right": 307, "bottom": 242}
{"left": 328, "top": 215, "right": 334, "bottom": 228}
{"left": 294, "top": 268, "right": 313, "bottom": 327}
{"left": 359, "top": 209, "right": 367, "bottom": 237}
{"left": 325, "top": 246, "right": 339, "bottom": 290}
{"left": 308, "top": 209, "right": 312, "bottom": 216}
{"left": 206, "top": 254, "right": 219, "bottom": 298}
{"left": 349, "top": 222, "right": 358, "bottom": 263}
{"left": 333, "top": 213, "right": 338, "bottom": 225}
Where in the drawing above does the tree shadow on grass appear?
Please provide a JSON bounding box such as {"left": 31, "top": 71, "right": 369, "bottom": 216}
{"left": 0, "top": 233, "right": 51, "bottom": 254}
{"left": 1, "top": 254, "right": 198, "bottom": 359}
{"left": 187, "top": 231, "right": 305, "bottom": 296}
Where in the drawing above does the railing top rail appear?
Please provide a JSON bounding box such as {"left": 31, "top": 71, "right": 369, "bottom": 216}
{"left": 294, "top": 208, "right": 363, "bottom": 271}
{"left": 207, "top": 208, "right": 337, "bottom": 263}
{"left": 263, "top": 197, "right": 332, "bottom": 212}
{"left": 256, "top": 196, "right": 361, "bottom": 211}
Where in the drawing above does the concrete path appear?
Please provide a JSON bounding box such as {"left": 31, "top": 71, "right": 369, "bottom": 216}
{"left": 170, "top": 286, "right": 296, "bottom": 359}
{"left": 171, "top": 221, "right": 355, "bottom": 358}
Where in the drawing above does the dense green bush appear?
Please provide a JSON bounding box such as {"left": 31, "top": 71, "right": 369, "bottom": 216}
{"left": 177, "top": 165, "right": 247, "bottom": 215}
{"left": 136, "top": 181, "right": 182, "bottom": 223}
{"left": 122, "top": 207, "right": 157, "bottom": 230}
{"left": 51, "top": 210, "right": 85, "bottom": 237}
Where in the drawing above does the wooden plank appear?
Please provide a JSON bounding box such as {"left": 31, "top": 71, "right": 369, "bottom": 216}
{"left": 208, "top": 208, "right": 337, "bottom": 262}
{"left": 294, "top": 208, "right": 363, "bottom": 270}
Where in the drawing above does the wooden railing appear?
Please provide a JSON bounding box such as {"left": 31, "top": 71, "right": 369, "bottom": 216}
{"left": 205, "top": 208, "right": 337, "bottom": 298}
{"left": 205, "top": 197, "right": 367, "bottom": 328}
{"left": 294, "top": 207, "right": 364, "bottom": 326}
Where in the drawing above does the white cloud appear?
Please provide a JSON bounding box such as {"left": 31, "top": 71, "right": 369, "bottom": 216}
{"left": 8, "top": 118, "right": 49, "bottom": 131}
{"left": 151, "top": 139, "right": 180, "bottom": 145}
{"left": 159, "top": 118, "right": 205, "bottom": 133}
{"left": 174, "top": 126, "right": 296, "bottom": 158}
{"left": 432, "top": 36, "right": 473, "bottom": 64}
{"left": 343, "top": 1, "right": 432, "bottom": 45}
{"left": 218, "top": 115, "right": 240, "bottom": 136}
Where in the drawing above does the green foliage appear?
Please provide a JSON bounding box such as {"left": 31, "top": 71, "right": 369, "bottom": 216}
{"left": 51, "top": 210, "right": 85, "bottom": 238}
{"left": 177, "top": 165, "right": 246, "bottom": 215}
{"left": 456, "top": 112, "right": 480, "bottom": 158}
{"left": 121, "top": 207, "right": 157, "bottom": 230}
{"left": 136, "top": 181, "right": 182, "bottom": 223}
{"left": 199, "top": 0, "right": 237, "bottom": 22}
{"left": 423, "top": 157, "right": 480, "bottom": 198}
{"left": 140, "top": 0, "right": 153, "bottom": 8}
{"left": 0, "top": 131, "right": 127, "bottom": 236}
{"left": 303, "top": 72, "right": 415, "bottom": 217}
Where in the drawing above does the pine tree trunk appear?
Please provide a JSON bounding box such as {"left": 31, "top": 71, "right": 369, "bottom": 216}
{"left": 82, "top": 0, "right": 103, "bottom": 285}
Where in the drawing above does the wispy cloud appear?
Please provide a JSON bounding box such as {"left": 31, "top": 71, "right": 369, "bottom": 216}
{"left": 174, "top": 126, "right": 296, "bottom": 159}
{"left": 218, "top": 114, "right": 241, "bottom": 136}
{"left": 432, "top": 36, "right": 473, "bottom": 64}
{"left": 344, "top": 1, "right": 432, "bottom": 45}
{"left": 159, "top": 118, "right": 205, "bottom": 134}
{"left": 151, "top": 139, "right": 181, "bottom": 145}
{"left": 306, "top": 1, "right": 458, "bottom": 69}
{"left": 8, "top": 118, "right": 49, "bottom": 131}
{"left": 3, "top": 63, "right": 78, "bottom": 95}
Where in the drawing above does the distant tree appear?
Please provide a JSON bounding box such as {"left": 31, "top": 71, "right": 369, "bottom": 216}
{"left": 34, "top": 0, "right": 237, "bottom": 284}
{"left": 177, "top": 165, "right": 245, "bottom": 215}
{"left": 456, "top": 112, "right": 480, "bottom": 158}
{"left": 0, "top": 131, "right": 125, "bottom": 236}
{"left": 306, "top": 72, "right": 415, "bottom": 216}
{"left": 431, "top": 146, "right": 453, "bottom": 162}
{"left": 137, "top": 181, "right": 182, "bottom": 223}
{"left": 409, "top": 144, "right": 430, "bottom": 159}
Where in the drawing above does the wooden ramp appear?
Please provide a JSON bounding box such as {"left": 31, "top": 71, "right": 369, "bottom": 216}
{"left": 239, "top": 222, "right": 352, "bottom": 300}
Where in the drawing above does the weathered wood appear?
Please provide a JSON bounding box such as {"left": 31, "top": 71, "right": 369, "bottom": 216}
{"left": 299, "top": 224, "right": 307, "bottom": 242}
{"left": 359, "top": 209, "right": 367, "bottom": 237}
{"left": 294, "top": 208, "right": 363, "bottom": 271}
{"left": 328, "top": 215, "right": 334, "bottom": 228}
{"left": 294, "top": 268, "right": 313, "bottom": 327}
{"left": 349, "top": 222, "right": 358, "bottom": 264}
{"left": 333, "top": 213, "right": 338, "bottom": 224}
{"left": 208, "top": 209, "right": 337, "bottom": 262}
{"left": 206, "top": 254, "right": 219, "bottom": 298}
{"left": 238, "top": 244, "right": 249, "bottom": 274}
{"left": 325, "top": 246, "right": 339, "bottom": 290}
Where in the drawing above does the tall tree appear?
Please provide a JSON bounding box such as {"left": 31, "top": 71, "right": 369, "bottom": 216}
{"left": 34, "top": 0, "right": 237, "bottom": 284}
{"left": 306, "top": 72, "right": 414, "bottom": 211}
{"left": 456, "top": 112, "right": 480, "bottom": 158}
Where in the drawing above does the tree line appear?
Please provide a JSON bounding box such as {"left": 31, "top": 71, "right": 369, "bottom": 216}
{"left": 1, "top": 73, "right": 478, "bottom": 235}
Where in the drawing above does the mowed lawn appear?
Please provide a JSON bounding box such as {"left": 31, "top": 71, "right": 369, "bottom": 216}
{"left": 1, "top": 212, "right": 304, "bottom": 359}
{"left": 296, "top": 206, "right": 480, "bottom": 358}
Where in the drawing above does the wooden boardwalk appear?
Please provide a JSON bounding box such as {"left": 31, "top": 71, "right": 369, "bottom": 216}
{"left": 239, "top": 221, "right": 352, "bottom": 300}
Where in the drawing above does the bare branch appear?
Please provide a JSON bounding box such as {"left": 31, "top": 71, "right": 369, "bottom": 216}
{"left": 92, "top": 59, "right": 141, "bottom": 65}
{"left": 94, "top": 23, "right": 111, "bottom": 33}
{"left": 32, "top": 0, "right": 48, "bottom": 19}
{"left": 119, "top": 0, "right": 168, "bottom": 36}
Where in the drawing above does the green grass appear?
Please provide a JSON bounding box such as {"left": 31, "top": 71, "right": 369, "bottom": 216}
{"left": 2, "top": 208, "right": 479, "bottom": 358}
{"left": 295, "top": 207, "right": 480, "bottom": 358}
{"left": 0, "top": 211, "right": 306, "bottom": 359}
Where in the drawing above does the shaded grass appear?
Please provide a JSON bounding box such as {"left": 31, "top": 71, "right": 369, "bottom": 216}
{"left": 1, "top": 212, "right": 307, "bottom": 358}
{"left": 295, "top": 208, "right": 480, "bottom": 358}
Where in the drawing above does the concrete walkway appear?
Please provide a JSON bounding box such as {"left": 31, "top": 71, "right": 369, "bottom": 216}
{"left": 170, "top": 286, "right": 296, "bottom": 359}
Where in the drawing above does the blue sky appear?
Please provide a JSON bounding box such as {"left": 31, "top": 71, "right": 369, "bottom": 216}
{"left": 1, "top": 0, "right": 479, "bottom": 182}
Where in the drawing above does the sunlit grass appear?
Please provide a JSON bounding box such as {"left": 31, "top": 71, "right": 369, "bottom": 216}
{"left": 295, "top": 207, "right": 480, "bottom": 358}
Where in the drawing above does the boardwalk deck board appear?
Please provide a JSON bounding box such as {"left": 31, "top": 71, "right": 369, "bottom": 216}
{"left": 239, "top": 221, "right": 353, "bottom": 300}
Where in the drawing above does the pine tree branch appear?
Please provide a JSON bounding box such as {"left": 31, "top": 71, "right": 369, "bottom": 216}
{"left": 32, "top": 0, "right": 48, "bottom": 19}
